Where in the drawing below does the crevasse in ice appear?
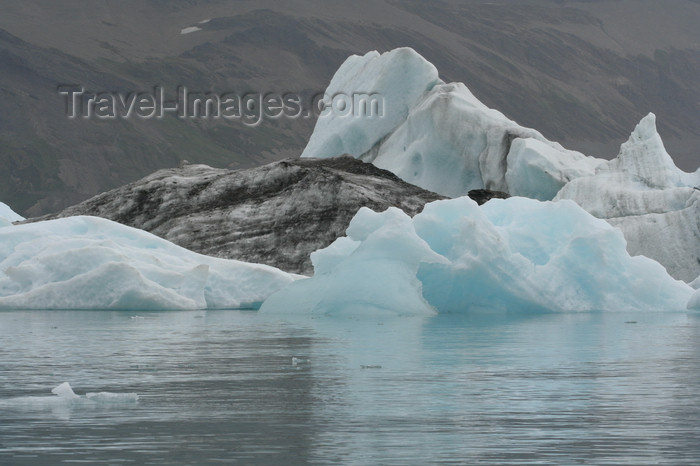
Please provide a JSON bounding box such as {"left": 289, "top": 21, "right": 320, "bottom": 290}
{"left": 260, "top": 196, "right": 694, "bottom": 315}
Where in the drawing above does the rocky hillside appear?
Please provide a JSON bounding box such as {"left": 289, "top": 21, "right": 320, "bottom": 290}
{"left": 2, "top": 0, "right": 698, "bottom": 215}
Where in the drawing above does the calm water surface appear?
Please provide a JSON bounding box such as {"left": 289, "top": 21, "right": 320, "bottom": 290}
{"left": 1, "top": 310, "right": 699, "bottom": 465}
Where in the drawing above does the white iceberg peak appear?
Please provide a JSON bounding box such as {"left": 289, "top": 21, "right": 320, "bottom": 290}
{"left": 48, "top": 382, "right": 140, "bottom": 404}
{"left": 51, "top": 382, "right": 80, "bottom": 399}
{"left": 629, "top": 112, "right": 658, "bottom": 142}
{"left": 556, "top": 113, "right": 700, "bottom": 282}
{"left": 302, "top": 46, "right": 599, "bottom": 199}
{"left": 606, "top": 112, "right": 685, "bottom": 189}
{"left": 301, "top": 48, "right": 441, "bottom": 160}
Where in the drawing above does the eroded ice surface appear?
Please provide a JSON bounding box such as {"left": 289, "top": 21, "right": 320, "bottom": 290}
{"left": 301, "top": 48, "right": 698, "bottom": 283}
{"left": 556, "top": 114, "right": 700, "bottom": 282}
{"left": 0, "top": 216, "right": 297, "bottom": 310}
{"left": 301, "top": 48, "right": 601, "bottom": 199}
{"left": 261, "top": 196, "right": 694, "bottom": 316}
{"left": 301, "top": 48, "right": 440, "bottom": 161}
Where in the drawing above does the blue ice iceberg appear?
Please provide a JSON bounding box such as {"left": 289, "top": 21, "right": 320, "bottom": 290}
{"left": 302, "top": 47, "right": 699, "bottom": 284}
{"left": 261, "top": 196, "right": 694, "bottom": 315}
{"left": 0, "top": 216, "right": 297, "bottom": 310}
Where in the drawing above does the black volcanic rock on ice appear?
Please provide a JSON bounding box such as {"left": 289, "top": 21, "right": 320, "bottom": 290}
{"left": 34, "top": 156, "right": 446, "bottom": 275}
{"left": 467, "top": 189, "right": 510, "bottom": 206}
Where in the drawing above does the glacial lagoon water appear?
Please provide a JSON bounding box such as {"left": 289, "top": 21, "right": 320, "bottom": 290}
{"left": 1, "top": 309, "right": 699, "bottom": 465}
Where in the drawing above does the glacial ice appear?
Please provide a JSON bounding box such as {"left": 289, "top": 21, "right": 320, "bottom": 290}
{"left": 555, "top": 114, "right": 700, "bottom": 282}
{"left": 301, "top": 48, "right": 441, "bottom": 161}
{"left": 51, "top": 381, "right": 80, "bottom": 399}
{"left": 260, "top": 196, "right": 694, "bottom": 315}
{"left": 301, "top": 48, "right": 600, "bottom": 199}
{"left": 0, "top": 382, "right": 138, "bottom": 412}
{"left": 301, "top": 48, "right": 698, "bottom": 284}
{"left": 689, "top": 290, "right": 700, "bottom": 311}
{"left": 0, "top": 201, "right": 24, "bottom": 226}
{"left": 505, "top": 138, "right": 602, "bottom": 201}
{"left": 0, "top": 216, "right": 297, "bottom": 310}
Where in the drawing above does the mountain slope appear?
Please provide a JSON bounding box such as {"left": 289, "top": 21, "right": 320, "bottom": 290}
{"left": 1, "top": 0, "right": 697, "bottom": 215}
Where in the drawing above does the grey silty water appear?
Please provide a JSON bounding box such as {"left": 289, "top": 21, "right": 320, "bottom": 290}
{"left": 1, "top": 310, "right": 699, "bottom": 464}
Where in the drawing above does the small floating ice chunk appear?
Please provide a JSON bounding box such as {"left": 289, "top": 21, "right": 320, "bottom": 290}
{"left": 51, "top": 382, "right": 80, "bottom": 399}
{"left": 50, "top": 382, "right": 138, "bottom": 404}
{"left": 85, "top": 391, "right": 139, "bottom": 403}
{"left": 0, "top": 382, "right": 138, "bottom": 411}
{"left": 180, "top": 26, "right": 202, "bottom": 35}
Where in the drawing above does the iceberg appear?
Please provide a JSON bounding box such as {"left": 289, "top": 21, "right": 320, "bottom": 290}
{"left": 262, "top": 207, "right": 444, "bottom": 316}
{"left": 0, "top": 216, "right": 297, "bottom": 310}
{"left": 301, "top": 48, "right": 441, "bottom": 161}
{"left": 261, "top": 196, "right": 694, "bottom": 315}
{"left": 0, "top": 382, "right": 138, "bottom": 411}
{"left": 51, "top": 381, "right": 81, "bottom": 399}
{"left": 0, "top": 201, "right": 24, "bottom": 226}
{"left": 555, "top": 114, "right": 700, "bottom": 282}
{"left": 302, "top": 48, "right": 698, "bottom": 284}
{"left": 505, "top": 137, "right": 602, "bottom": 201}
{"left": 689, "top": 290, "right": 700, "bottom": 311}
{"left": 301, "top": 48, "right": 601, "bottom": 199}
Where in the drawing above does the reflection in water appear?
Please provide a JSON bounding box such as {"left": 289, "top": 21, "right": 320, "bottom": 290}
{"left": 0, "top": 310, "right": 699, "bottom": 464}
